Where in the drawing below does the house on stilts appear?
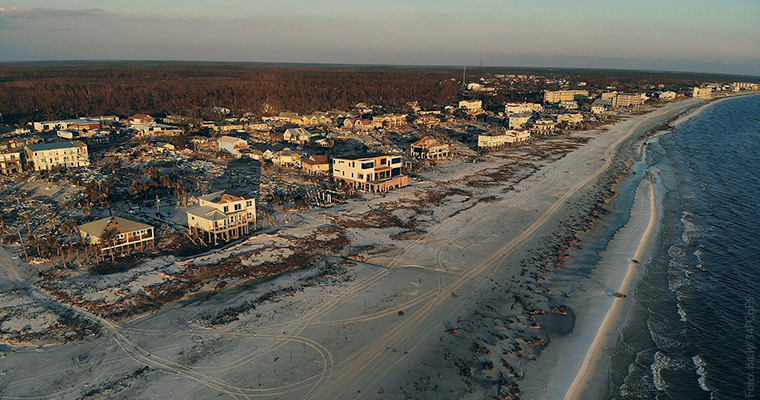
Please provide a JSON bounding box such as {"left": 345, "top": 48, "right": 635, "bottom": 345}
{"left": 186, "top": 190, "right": 256, "bottom": 244}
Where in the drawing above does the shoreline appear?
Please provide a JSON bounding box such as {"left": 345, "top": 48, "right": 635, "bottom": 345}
{"left": 520, "top": 94, "right": 756, "bottom": 399}
{"left": 303, "top": 98, "right": 712, "bottom": 399}
{"left": 0, "top": 97, "right": 721, "bottom": 399}
{"left": 564, "top": 178, "right": 659, "bottom": 399}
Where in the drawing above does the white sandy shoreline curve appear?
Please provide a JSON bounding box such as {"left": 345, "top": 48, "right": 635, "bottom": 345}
{"left": 564, "top": 179, "right": 659, "bottom": 400}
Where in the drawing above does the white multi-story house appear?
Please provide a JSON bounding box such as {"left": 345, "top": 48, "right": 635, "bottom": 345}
{"left": 531, "top": 119, "right": 557, "bottom": 135}
{"left": 0, "top": 150, "right": 22, "bottom": 175}
{"left": 478, "top": 130, "right": 530, "bottom": 149}
{"left": 24, "top": 141, "right": 89, "bottom": 171}
{"left": 508, "top": 113, "right": 532, "bottom": 129}
{"left": 332, "top": 153, "right": 407, "bottom": 192}
{"left": 614, "top": 93, "right": 645, "bottom": 108}
{"left": 692, "top": 87, "right": 713, "bottom": 98}
{"left": 410, "top": 137, "right": 452, "bottom": 159}
{"left": 218, "top": 135, "right": 249, "bottom": 156}
{"left": 559, "top": 100, "right": 579, "bottom": 110}
{"left": 283, "top": 128, "right": 312, "bottom": 144}
{"left": 505, "top": 103, "right": 543, "bottom": 114}
{"left": 591, "top": 104, "right": 607, "bottom": 114}
{"left": 78, "top": 217, "right": 155, "bottom": 253}
{"left": 543, "top": 90, "right": 588, "bottom": 103}
{"left": 186, "top": 190, "right": 256, "bottom": 244}
{"left": 458, "top": 100, "right": 483, "bottom": 114}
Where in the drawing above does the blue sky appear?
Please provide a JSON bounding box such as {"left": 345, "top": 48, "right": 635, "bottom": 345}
{"left": 1, "top": 1, "right": 759, "bottom": 75}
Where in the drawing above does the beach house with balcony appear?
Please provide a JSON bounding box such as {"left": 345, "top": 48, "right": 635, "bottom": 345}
{"left": 78, "top": 217, "right": 155, "bottom": 253}
{"left": 186, "top": 190, "right": 256, "bottom": 244}
{"left": 0, "top": 150, "right": 22, "bottom": 175}
{"left": 24, "top": 141, "right": 90, "bottom": 171}
{"left": 218, "top": 135, "right": 249, "bottom": 157}
{"left": 410, "top": 137, "right": 452, "bottom": 159}
{"left": 478, "top": 130, "right": 530, "bottom": 149}
{"left": 332, "top": 153, "right": 407, "bottom": 192}
{"left": 302, "top": 154, "right": 330, "bottom": 175}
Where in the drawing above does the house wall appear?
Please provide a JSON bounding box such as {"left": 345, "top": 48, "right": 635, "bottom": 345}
{"left": 0, "top": 152, "right": 22, "bottom": 174}
{"left": 79, "top": 227, "right": 154, "bottom": 252}
{"left": 544, "top": 90, "right": 588, "bottom": 103}
{"left": 26, "top": 144, "right": 90, "bottom": 171}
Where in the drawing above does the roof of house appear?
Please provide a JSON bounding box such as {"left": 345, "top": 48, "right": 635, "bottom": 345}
{"left": 275, "top": 148, "right": 301, "bottom": 157}
{"left": 411, "top": 136, "right": 438, "bottom": 147}
{"left": 131, "top": 113, "right": 153, "bottom": 120}
{"left": 199, "top": 189, "right": 251, "bottom": 204}
{"left": 302, "top": 154, "right": 329, "bottom": 165}
{"left": 79, "top": 217, "right": 152, "bottom": 238}
{"left": 26, "top": 141, "right": 76, "bottom": 151}
{"left": 218, "top": 135, "right": 247, "bottom": 145}
{"left": 186, "top": 206, "right": 229, "bottom": 221}
{"left": 334, "top": 152, "right": 396, "bottom": 161}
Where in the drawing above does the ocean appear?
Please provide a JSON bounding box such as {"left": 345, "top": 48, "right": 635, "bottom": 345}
{"left": 607, "top": 94, "right": 760, "bottom": 399}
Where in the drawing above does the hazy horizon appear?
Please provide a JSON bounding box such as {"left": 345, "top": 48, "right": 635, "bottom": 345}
{"left": 1, "top": 1, "right": 758, "bottom": 76}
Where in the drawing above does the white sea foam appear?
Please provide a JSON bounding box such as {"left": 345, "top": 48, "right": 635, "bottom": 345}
{"left": 677, "top": 301, "right": 688, "bottom": 322}
{"left": 680, "top": 211, "right": 702, "bottom": 245}
{"left": 668, "top": 259, "right": 692, "bottom": 292}
{"left": 651, "top": 351, "right": 674, "bottom": 391}
{"left": 693, "top": 248, "right": 706, "bottom": 272}
{"left": 692, "top": 355, "right": 711, "bottom": 392}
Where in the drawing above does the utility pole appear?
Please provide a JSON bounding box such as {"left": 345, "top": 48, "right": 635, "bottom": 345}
{"left": 462, "top": 67, "right": 466, "bottom": 87}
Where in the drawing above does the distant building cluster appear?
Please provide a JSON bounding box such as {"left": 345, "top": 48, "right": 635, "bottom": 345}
{"left": 3, "top": 67, "right": 755, "bottom": 266}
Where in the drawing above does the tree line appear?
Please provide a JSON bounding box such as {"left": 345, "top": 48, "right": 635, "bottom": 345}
{"left": 0, "top": 64, "right": 461, "bottom": 124}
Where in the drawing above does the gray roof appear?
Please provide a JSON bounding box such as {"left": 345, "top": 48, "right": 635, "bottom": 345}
{"left": 79, "top": 217, "right": 152, "bottom": 239}
{"left": 186, "top": 206, "right": 228, "bottom": 221}
{"left": 26, "top": 141, "right": 75, "bottom": 151}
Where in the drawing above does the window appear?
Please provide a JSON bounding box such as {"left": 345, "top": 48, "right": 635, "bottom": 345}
{"left": 380, "top": 158, "right": 387, "bottom": 165}
{"left": 234, "top": 204, "right": 242, "bottom": 211}
{"left": 246, "top": 200, "right": 252, "bottom": 207}
{"left": 391, "top": 157, "right": 402, "bottom": 165}
{"left": 223, "top": 206, "right": 229, "bottom": 213}
{"left": 358, "top": 174, "right": 363, "bottom": 179}
{"left": 361, "top": 161, "right": 374, "bottom": 169}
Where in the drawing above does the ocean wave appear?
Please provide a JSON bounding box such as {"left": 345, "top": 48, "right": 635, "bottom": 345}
{"left": 680, "top": 211, "right": 703, "bottom": 245}
{"left": 650, "top": 351, "right": 688, "bottom": 392}
{"left": 677, "top": 301, "right": 687, "bottom": 322}
{"left": 692, "top": 355, "right": 711, "bottom": 392}
{"left": 647, "top": 317, "right": 687, "bottom": 351}
{"left": 667, "top": 259, "right": 692, "bottom": 293}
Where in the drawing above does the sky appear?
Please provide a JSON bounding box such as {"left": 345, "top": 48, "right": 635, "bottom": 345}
{"left": 1, "top": 0, "right": 759, "bottom": 76}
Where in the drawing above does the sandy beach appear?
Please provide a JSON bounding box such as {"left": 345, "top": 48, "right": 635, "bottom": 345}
{"left": 0, "top": 97, "right": 712, "bottom": 400}
{"left": 521, "top": 176, "right": 660, "bottom": 399}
